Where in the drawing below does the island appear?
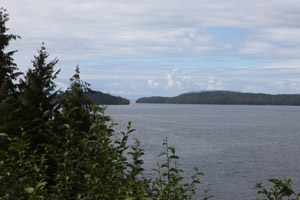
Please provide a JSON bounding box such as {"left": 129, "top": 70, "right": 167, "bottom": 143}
{"left": 87, "top": 91, "right": 130, "bottom": 105}
{"left": 136, "top": 91, "right": 300, "bottom": 105}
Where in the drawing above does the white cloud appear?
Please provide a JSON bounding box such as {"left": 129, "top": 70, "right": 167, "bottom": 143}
{"left": 165, "top": 74, "right": 174, "bottom": 89}
{"left": 290, "top": 82, "right": 300, "bottom": 92}
{"left": 208, "top": 76, "right": 215, "bottom": 84}
{"left": 3, "top": 0, "right": 300, "bottom": 97}
{"left": 205, "top": 76, "right": 223, "bottom": 90}
{"left": 164, "top": 68, "right": 187, "bottom": 89}
{"left": 195, "top": 81, "right": 206, "bottom": 88}
{"left": 171, "top": 68, "right": 178, "bottom": 74}
{"left": 263, "top": 28, "right": 300, "bottom": 43}
{"left": 4, "top": 0, "right": 300, "bottom": 66}
{"left": 147, "top": 79, "right": 160, "bottom": 88}
{"left": 258, "top": 60, "right": 300, "bottom": 70}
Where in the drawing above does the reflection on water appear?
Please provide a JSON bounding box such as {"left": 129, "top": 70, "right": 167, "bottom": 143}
{"left": 106, "top": 103, "right": 300, "bottom": 200}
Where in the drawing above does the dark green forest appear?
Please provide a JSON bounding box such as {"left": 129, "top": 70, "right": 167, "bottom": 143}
{"left": 57, "top": 90, "right": 130, "bottom": 105}
{"left": 136, "top": 91, "right": 300, "bottom": 105}
{"left": 87, "top": 91, "right": 130, "bottom": 105}
{"left": 1, "top": 8, "right": 299, "bottom": 199}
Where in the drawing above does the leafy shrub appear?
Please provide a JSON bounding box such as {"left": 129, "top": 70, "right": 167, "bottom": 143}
{"left": 256, "top": 178, "right": 300, "bottom": 200}
{"left": 0, "top": 103, "right": 208, "bottom": 199}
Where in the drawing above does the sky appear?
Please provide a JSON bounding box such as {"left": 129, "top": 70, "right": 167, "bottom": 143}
{"left": 3, "top": 0, "right": 300, "bottom": 99}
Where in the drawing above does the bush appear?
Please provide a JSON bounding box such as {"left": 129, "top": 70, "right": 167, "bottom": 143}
{"left": 0, "top": 103, "right": 208, "bottom": 199}
{"left": 256, "top": 178, "right": 300, "bottom": 200}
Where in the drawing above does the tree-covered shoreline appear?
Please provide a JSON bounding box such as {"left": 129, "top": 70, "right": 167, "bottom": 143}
{"left": 136, "top": 91, "right": 300, "bottom": 105}
{"left": 86, "top": 90, "right": 130, "bottom": 105}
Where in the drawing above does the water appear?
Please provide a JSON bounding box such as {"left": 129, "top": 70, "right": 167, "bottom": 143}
{"left": 106, "top": 103, "right": 300, "bottom": 199}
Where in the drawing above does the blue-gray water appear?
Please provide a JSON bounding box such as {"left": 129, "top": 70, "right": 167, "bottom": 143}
{"left": 106, "top": 103, "right": 300, "bottom": 199}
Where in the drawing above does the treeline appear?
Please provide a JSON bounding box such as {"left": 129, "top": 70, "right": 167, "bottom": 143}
{"left": 136, "top": 91, "right": 300, "bottom": 105}
{"left": 87, "top": 91, "right": 130, "bottom": 105}
{"left": 57, "top": 91, "right": 130, "bottom": 105}
{"left": 1, "top": 8, "right": 299, "bottom": 200}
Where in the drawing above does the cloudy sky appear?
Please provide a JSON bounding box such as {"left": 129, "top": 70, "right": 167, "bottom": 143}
{"left": 3, "top": 0, "right": 300, "bottom": 99}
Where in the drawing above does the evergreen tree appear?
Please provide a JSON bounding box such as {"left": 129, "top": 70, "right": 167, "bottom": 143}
{"left": 0, "top": 7, "right": 21, "bottom": 151}
{"left": 18, "top": 44, "right": 60, "bottom": 145}
{"left": 0, "top": 8, "right": 21, "bottom": 154}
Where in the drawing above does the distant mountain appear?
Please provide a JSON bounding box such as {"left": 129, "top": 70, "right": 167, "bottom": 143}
{"left": 87, "top": 91, "right": 130, "bottom": 105}
{"left": 136, "top": 91, "right": 300, "bottom": 105}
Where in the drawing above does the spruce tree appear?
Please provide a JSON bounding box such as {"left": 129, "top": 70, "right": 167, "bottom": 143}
{"left": 0, "top": 7, "right": 21, "bottom": 97}
{"left": 18, "top": 44, "right": 60, "bottom": 145}
{"left": 0, "top": 8, "right": 21, "bottom": 124}
{"left": 0, "top": 7, "right": 21, "bottom": 150}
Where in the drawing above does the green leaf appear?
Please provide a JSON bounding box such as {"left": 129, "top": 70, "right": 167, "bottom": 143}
{"left": 0, "top": 133, "right": 8, "bottom": 137}
{"left": 168, "top": 147, "right": 175, "bottom": 154}
{"left": 32, "top": 118, "right": 42, "bottom": 123}
{"left": 169, "top": 155, "right": 179, "bottom": 159}
{"left": 161, "top": 163, "right": 168, "bottom": 168}
{"left": 158, "top": 152, "right": 166, "bottom": 157}
{"left": 43, "top": 110, "right": 50, "bottom": 117}
{"left": 25, "top": 187, "right": 34, "bottom": 194}
{"left": 170, "top": 168, "right": 179, "bottom": 173}
{"left": 28, "top": 196, "right": 41, "bottom": 200}
{"left": 152, "top": 169, "right": 159, "bottom": 173}
{"left": 37, "top": 181, "right": 47, "bottom": 188}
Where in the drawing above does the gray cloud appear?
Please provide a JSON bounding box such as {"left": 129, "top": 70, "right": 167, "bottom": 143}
{"left": 5, "top": 0, "right": 300, "bottom": 60}
{"left": 3, "top": 0, "right": 300, "bottom": 96}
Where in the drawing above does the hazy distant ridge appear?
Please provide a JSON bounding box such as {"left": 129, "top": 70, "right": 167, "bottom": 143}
{"left": 136, "top": 91, "right": 300, "bottom": 105}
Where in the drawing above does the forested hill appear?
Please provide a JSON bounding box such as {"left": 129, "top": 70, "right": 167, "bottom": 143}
{"left": 136, "top": 91, "right": 300, "bottom": 105}
{"left": 87, "top": 91, "right": 130, "bottom": 105}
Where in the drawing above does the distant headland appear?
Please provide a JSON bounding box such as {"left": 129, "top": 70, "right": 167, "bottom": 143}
{"left": 136, "top": 91, "right": 300, "bottom": 105}
{"left": 87, "top": 91, "right": 130, "bottom": 105}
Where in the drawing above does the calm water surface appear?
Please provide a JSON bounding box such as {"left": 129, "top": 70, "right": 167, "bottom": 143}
{"left": 106, "top": 103, "right": 300, "bottom": 199}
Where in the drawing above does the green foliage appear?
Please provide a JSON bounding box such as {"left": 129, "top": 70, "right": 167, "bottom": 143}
{"left": 256, "top": 178, "right": 300, "bottom": 200}
{"left": 62, "top": 66, "right": 93, "bottom": 109}
{"left": 0, "top": 84, "right": 209, "bottom": 200}
{"left": 0, "top": 131, "right": 49, "bottom": 199}
{"left": 19, "top": 43, "right": 60, "bottom": 111}
{"left": 18, "top": 44, "right": 60, "bottom": 143}
{"left": 0, "top": 7, "right": 22, "bottom": 144}
{"left": 125, "top": 138, "right": 153, "bottom": 199}
{"left": 0, "top": 103, "right": 208, "bottom": 199}
{"left": 0, "top": 7, "right": 21, "bottom": 94}
{"left": 151, "top": 138, "right": 212, "bottom": 200}
{"left": 59, "top": 66, "right": 94, "bottom": 133}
